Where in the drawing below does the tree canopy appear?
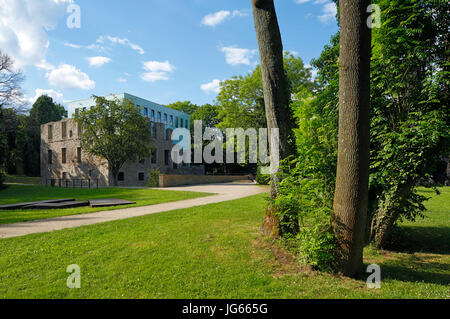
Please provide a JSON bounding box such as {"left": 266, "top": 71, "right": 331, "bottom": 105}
{"left": 74, "top": 96, "right": 153, "bottom": 186}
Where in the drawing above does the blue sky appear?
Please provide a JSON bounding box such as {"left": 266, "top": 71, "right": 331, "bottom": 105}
{"left": 0, "top": 0, "right": 338, "bottom": 111}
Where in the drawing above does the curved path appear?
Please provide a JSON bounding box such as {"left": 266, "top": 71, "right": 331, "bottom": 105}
{"left": 0, "top": 183, "right": 268, "bottom": 239}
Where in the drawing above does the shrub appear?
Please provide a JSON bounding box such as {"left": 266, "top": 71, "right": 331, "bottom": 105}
{"left": 255, "top": 164, "right": 270, "bottom": 185}
{"left": 146, "top": 168, "right": 160, "bottom": 188}
{"left": 271, "top": 158, "right": 335, "bottom": 271}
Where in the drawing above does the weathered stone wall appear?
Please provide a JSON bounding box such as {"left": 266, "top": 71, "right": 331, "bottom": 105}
{"left": 40, "top": 119, "right": 180, "bottom": 187}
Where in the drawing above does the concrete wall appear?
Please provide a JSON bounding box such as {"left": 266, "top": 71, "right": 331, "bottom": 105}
{"left": 159, "top": 174, "right": 252, "bottom": 187}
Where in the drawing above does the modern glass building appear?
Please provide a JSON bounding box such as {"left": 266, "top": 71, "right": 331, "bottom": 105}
{"left": 66, "top": 93, "right": 190, "bottom": 131}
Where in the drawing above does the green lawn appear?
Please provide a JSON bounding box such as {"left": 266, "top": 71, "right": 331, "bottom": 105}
{"left": 0, "top": 187, "right": 448, "bottom": 299}
{"left": 0, "top": 185, "right": 212, "bottom": 225}
{"left": 4, "top": 175, "right": 40, "bottom": 185}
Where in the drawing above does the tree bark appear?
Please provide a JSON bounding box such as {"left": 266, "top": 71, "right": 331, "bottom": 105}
{"left": 252, "top": 0, "right": 297, "bottom": 237}
{"left": 370, "top": 184, "right": 413, "bottom": 249}
{"left": 332, "top": 0, "right": 372, "bottom": 277}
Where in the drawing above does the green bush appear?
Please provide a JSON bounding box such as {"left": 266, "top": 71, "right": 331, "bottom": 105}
{"left": 255, "top": 164, "right": 270, "bottom": 185}
{"left": 272, "top": 158, "right": 335, "bottom": 271}
{"left": 146, "top": 168, "right": 160, "bottom": 188}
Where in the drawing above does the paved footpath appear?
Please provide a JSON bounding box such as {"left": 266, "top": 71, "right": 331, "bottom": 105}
{"left": 0, "top": 183, "right": 268, "bottom": 239}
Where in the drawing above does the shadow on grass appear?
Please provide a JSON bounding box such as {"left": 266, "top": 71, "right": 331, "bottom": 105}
{"left": 381, "top": 264, "right": 450, "bottom": 286}
{"left": 386, "top": 226, "right": 450, "bottom": 255}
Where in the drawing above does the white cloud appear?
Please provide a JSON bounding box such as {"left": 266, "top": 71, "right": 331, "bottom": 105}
{"left": 30, "top": 88, "right": 64, "bottom": 104}
{"left": 202, "top": 11, "right": 230, "bottom": 27}
{"left": 0, "top": 0, "right": 72, "bottom": 68}
{"left": 201, "top": 79, "right": 221, "bottom": 94}
{"left": 64, "top": 42, "right": 82, "bottom": 49}
{"left": 97, "top": 36, "right": 145, "bottom": 55}
{"left": 221, "top": 46, "right": 257, "bottom": 66}
{"left": 46, "top": 64, "right": 95, "bottom": 90}
{"left": 318, "top": 2, "right": 337, "bottom": 23}
{"left": 202, "top": 9, "right": 248, "bottom": 27}
{"left": 141, "top": 60, "right": 175, "bottom": 83}
{"left": 86, "top": 56, "right": 112, "bottom": 68}
{"left": 295, "top": 0, "right": 337, "bottom": 24}
{"left": 117, "top": 78, "right": 127, "bottom": 83}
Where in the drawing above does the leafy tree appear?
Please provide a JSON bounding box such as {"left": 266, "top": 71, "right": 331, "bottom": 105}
{"left": 22, "top": 95, "right": 67, "bottom": 176}
{"left": 280, "top": 0, "right": 449, "bottom": 264}
{"left": 191, "top": 104, "right": 219, "bottom": 129}
{"left": 0, "top": 50, "right": 24, "bottom": 109}
{"left": 74, "top": 96, "right": 153, "bottom": 186}
{"left": 368, "top": 0, "right": 450, "bottom": 248}
{"left": 215, "top": 67, "right": 267, "bottom": 130}
{"left": 0, "top": 51, "right": 24, "bottom": 187}
{"left": 215, "top": 53, "right": 314, "bottom": 131}
{"left": 166, "top": 101, "right": 198, "bottom": 116}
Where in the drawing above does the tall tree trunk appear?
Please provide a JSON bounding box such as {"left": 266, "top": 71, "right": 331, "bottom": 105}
{"left": 332, "top": 0, "right": 372, "bottom": 277}
{"left": 370, "top": 184, "right": 413, "bottom": 248}
{"left": 252, "top": 0, "right": 297, "bottom": 237}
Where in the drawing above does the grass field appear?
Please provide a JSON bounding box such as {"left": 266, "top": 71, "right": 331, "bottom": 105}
{"left": 0, "top": 186, "right": 448, "bottom": 299}
{"left": 4, "top": 175, "right": 40, "bottom": 185}
{"left": 0, "top": 185, "right": 212, "bottom": 225}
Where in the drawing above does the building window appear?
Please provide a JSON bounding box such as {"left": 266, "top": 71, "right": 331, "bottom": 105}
{"left": 185, "top": 119, "right": 189, "bottom": 128}
{"left": 170, "top": 115, "right": 173, "bottom": 127}
{"left": 48, "top": 125, "right": 53, "bottom": 140}
{"left": 77, "top": 147, "right": 82, "bottom": 163}
{"left": 62, "top": 148, "right": 67, "bottom": 164}
{"left": 180, "top": 118, "right": 183, "bottom": 128}
{"left": 151, "top": 122, "right": 156, "bottom": 138}
{"left": 166, "top": 128, "right": 172, "bottom": 141}
{"left": 62, "top": 122, "right": 67, "bottom": 139}
{"left": 164, "top": 113, "right": 167, "bottom": 125}
{"left": 69, "top": 130, "right": 73, "bottom": 138}
{"left": 157, "top": 112, "right": 161, "bottom": 122}
{"left": 151, "top": 110, "right": 155, "bottom": 121}
{"left": 175, "top": 117, "right": 179, "bottom": 127}
{"left": 138, "top": 172, "right": 145, "bottom": 181}
{"left": 48, "top": 150, "right": 53, "bottom": 165}
{"left": 118, "top": 172, "right": 125, "bottom": 181}
{"left": 151, "top": 148, "right": 157, "bottom": 164}
{"left": 144, "top": 107, "right": 148, "bottom": 117}
{"left": 164, "top": 150, "right": 170, "bottom": 165}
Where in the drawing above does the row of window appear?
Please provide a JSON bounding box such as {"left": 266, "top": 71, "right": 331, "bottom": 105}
{"left": 48, "top": 122, "right": 81, "bottom": 140}
{"left": 48, "top": 148, "right": 82, "bottom": 165}
{"left": 140, "top": 106, "right": 189, "bottom": 129}
{"left": 48, "top": 147, "right": 169, "bottom": 166}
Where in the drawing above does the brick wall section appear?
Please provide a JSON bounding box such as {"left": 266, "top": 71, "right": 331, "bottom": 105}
{"left": 40, "top": 119, "right": 185, "bottom": 187}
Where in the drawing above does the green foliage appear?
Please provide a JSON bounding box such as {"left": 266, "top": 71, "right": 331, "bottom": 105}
{"left": 146, "top": 167, "right": 160, "bottom": 188}
{"left": 215, "top": 53, "right": 315, "bottom": 130}
{"left": 271, "top": 158, "right": 335, "bottom": 270}
{"left": 74, "top": 96, "right": 153, "bottom": 186}
{"left": 166, "top": 101, "right": 198, "bottom": 115}
{"left": 255, "top": 164, "right": 270, "bottom": 185}
{"left": 368, "top": 0, "right": 450, "bottom": 244}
